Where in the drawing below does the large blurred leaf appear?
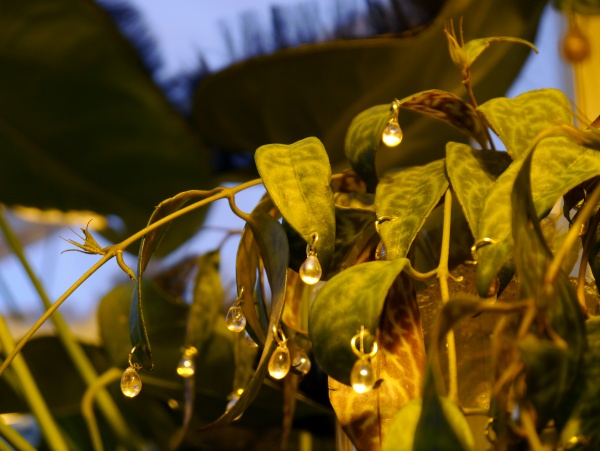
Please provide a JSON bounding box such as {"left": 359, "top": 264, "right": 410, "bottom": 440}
{"left": 255, "top": 137, "right": 335, "bottom": 275}
{"left": 375, "top": 159, "right": 449, "bottom": 261}
{"left": 310, "top": 258, "right": 410, "bottom": 385}
{"left": 478, "top": 88, "right": 573, "bottom": 160}
{"left": 446, "top": 143, "right": 512, "bottom": 236}
{"left": 193, "top": 0, "right": 546, "bottom": 175}
{"left": 477, "top": 136, "right": 600, "bottom": 295}
{"left": 0, "top": 0, "right": 211, "bottom": 248}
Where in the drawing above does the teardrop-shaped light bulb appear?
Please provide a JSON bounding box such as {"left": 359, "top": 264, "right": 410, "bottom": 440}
{"left": 299, "top": 254, "right": 322, "bottom": 285}
{"left": 176, "top": 354, "right": 196, "bottom": 378}
{"left": 350, "top": 358, "right": 376, "bottom": 394}
{"left": 268, "top": 345, "right": 291, "bottom": 379}
{"left": 121, "top": 366, "right": 142, "bottom": 398}
{"left": 382, "top": 121, "right": 403, "bottom": 147}
{"left": 226, "top": 305, "right": 246, "bottom": 332}
{"left": 292, "top": 350, "right": 311, "bottom": 375}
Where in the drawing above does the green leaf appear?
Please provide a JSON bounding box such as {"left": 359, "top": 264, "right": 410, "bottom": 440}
{"left": 510, "top": 145, "right": 587, "bottom": 430}
{"left": 203, "top": 212, "right": 289, "bottom": 428}
{"left": 412, "top": 391, "right": 474, "bottom": 451}
{"left": 464, "top": 37, "right": 538, "bottom": 68}
{"left": 345, "top": 104, "right": 390, "bottom": 191}
{"left": 185, "top": 251, "right": 223, "bottom": 348}
{"left": 553, "top": 0, "right": 600, "bottom": 15}
{"left": 193, "top": 0, "right": 546, "bottom": 176}
{"left": 446, "top": 143, "right": 512, "bottom": 237}
{"left": 309, "top": 258, "right": 410, "bottom": 385}
{"left": 346, "top": 91, "right": 488, "bottom": 190}
{"left": 255, "top": 137, "right": 335, "bottom": 275}
{"left": 329, "top": 206, "right": 377, "bottom": 276}
{"left": 0, "top": 0, "right": 212, "bottom": 248}
{"left": 478, "top": 89, "right": 572, "bottom": 160}
{"left": 477, "top": 136, "right": 600, "bottom": 295}
{"left": 375, "top": 159, "right": 449, "bottom": 260}
{"left": 129, "top": 191, "right": 208, "bottom": 370}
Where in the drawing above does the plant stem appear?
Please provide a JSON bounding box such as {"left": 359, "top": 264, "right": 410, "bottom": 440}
{"left": 81, "top": 367, "right": 123, "bottom": 451}
{"left": 0, "top": 416, "right": 36, "bottom": 451}
{"left": 437, "top": 190, "right": 459, "bottom": 403}
{"left": 0, "top": 315, "right": 69, "bottom": 451}
{"left": 0, "top": 179, "right": 263, "bottom": 378}
{"left": 0, "top": 207, "right": 141, "bottom": 448}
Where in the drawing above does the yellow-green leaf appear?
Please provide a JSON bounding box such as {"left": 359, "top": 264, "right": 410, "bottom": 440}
{"left": 255, "top": 137, "right": 335, "bottom": 276}
{"left": 375, "top": 159, "right": 449, "bottom": 260}
{"left": 464, "top": 36, "right": 537, "bottom": 68}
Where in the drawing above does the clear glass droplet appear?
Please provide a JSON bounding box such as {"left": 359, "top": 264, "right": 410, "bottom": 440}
{"left": 268, "top": 345, "right": 291, "bottom": 379}
{"left": 176, "top": 354, "right": 196, "bottom": 378}
{"left": 382, "top": 122, "right": 403, "bottom": 147}
{"left": 226, "top": 305, "right": 246, "bottom": 332}
{"left": 121, "top": 366, "right": 142, "bottom": 398}
{"left": 244, "top": 331, "right": 258, "bottom": 348}
{"left": 375, "top": 241, "right": 387, "bottom": 261}
{"left": 350, "top": 358, "right": 375, "bottom": 394}
{"left": 299, "top": 254, "right": 322, "bottom": 285}
{"left": 292, "top": 350, "right": 311, "bottom": 375}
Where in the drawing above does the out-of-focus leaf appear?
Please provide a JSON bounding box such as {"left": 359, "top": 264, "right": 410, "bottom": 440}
{"left": 375, "top": 159, "right": 449, "bottom": 260}
{"left": 282, "top": 270, "right": 312, "bottom": 334}
{"left": 310, "top": 258, "right": 410, "bottom": 385}
{"left": 130, "top": 191, "right": 210, "bottom": 370}
{"left": 553, "top": 0, "right": 600, "bottom": 15}
{"left": 413, "top": 370, "right": 474, "bottom": 450}
{"left": 478, "top": 88, "right": 572, "bottom": 160}
{"left": 329, "top": 273, "right": 426, "bottom": 451}
{"left": 509, "top": 147, "right": 586, "bottom": 430}
{"left": 203, "top": 212, "right": 289, "bottom": 428}
{"left": 193, "top": 0, "right": 546, "bottom": 176}
{"left": 476, "top": 136, "right": 600, "bottom": 296}
{"left": 446, "top": 143, "right": 511, "bottom": 237}
{"left": 185, "top": 250, "right": 223, "bottom": 348}
{"left": 464, "top": 37, "right": 537, "bottom": 68}
{"left": 255, "top": 137, "right": 335, "bottom": 276}
{"left": 0, "top": 0, "right": 212, "bottom": 248}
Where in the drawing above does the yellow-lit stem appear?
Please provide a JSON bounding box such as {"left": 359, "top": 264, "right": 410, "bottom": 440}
{"left": 437, "top": 190, "right": 459, "bottom": 403}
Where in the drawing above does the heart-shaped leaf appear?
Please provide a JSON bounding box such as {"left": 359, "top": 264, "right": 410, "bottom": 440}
{"left": 310, "top": 258, "right": 410, "bottom": 385}
{"left": 446, "top": 143, "right": 512, "bottom": 236}
{"left": 329, "top": 272, "right": 426, "bottom": 450}
{"left": 476, "top": 136, "right": 600, "bottom": 295}
{"left": 375, "top": 159, "right": 449, "bottom": 260}
{"left": 255, "top": 137, "right": 335, "bottom": 276}
{"left": 478, "top": 88, "right": 573, "bottom": 160}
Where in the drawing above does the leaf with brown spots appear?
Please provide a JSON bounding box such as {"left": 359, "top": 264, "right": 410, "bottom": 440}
{"left": 329, "top": 273, "right": 425, "bottom": 451}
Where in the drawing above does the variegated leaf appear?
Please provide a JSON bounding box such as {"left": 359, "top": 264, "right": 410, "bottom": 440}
{"left": 255, "top": 137, "right": 336, "bottom": 276}
{"left": 476, "top": 136, "right": 600, "bottom": 295}
{"left": 446, "top": 143, "right": 512, "bottom": 237}
{"left": 375, "top": 159, "right": 449, "bottom": 261}
{"left": 330, "top": 206, "right": 377, "bottom": 276}
{"left": 478, "top": 88, "right": 572, "bottom": 160}
{"left": 310, "top": 258, "right": 410, "bottom": 385}
{"left": 329, "top": 272, "right": 425, "bottom": 451}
